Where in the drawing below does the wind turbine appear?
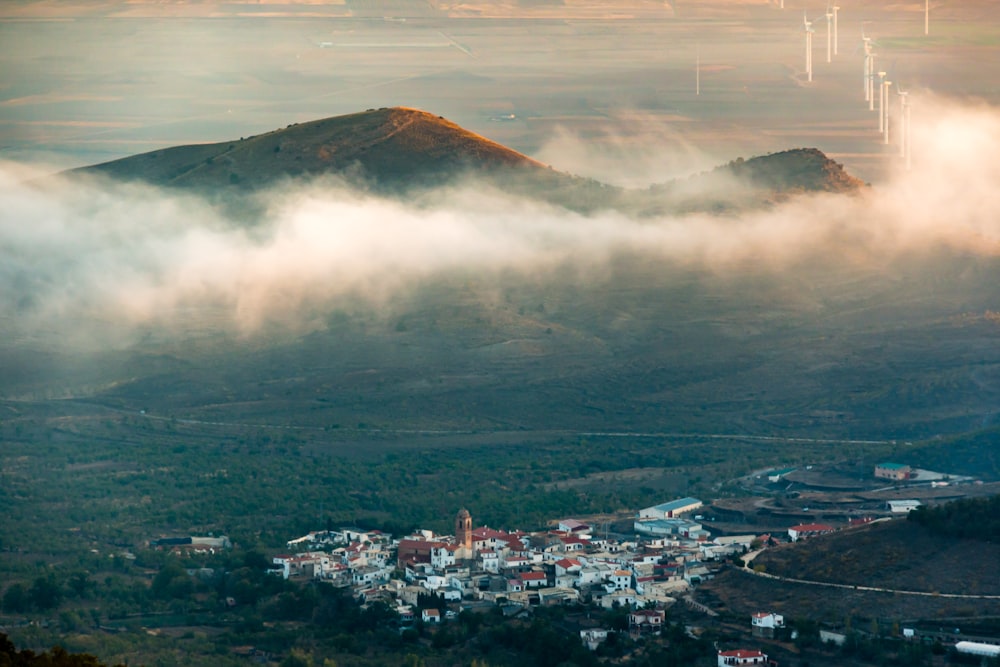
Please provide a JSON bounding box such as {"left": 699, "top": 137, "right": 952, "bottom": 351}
{"left": 925, "top": 0, "right": 929, "bottom": 36}
{"left": 824, "top": 6, "right": 833, "bottom": 63}
{"left": 877, "top": 71, "right": 887, "bottom": 133}
{"left": 860, "top": 29, "right": 873, "bottom": 103}
{"left": 832, "top": 5, "right": 840, "bottom": 56}
{"left": 898, "top": 89, "right": 912, "bottom": 170}
{"left": 696, "top": 43, "right": 701, "bottom": 96}
{"left": 881, "top": 76, "right": 892, "bottom": 144}
{"left": 803, "top": 12, "right": 814, "bottom": 82}
{"left": 868, "top": 54, "right": 878, "bottom": 111}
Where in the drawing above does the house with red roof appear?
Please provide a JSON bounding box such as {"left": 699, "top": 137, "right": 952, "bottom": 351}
{"left": 751, "top": 612, "right": 784, "bottom": 638}
{"left": 520, "top": 571, "right": 548, "bottom": 589}
{"left": 787, "top": 523, "right": 836, "bottom": 542}
{"left": 717, "top": 649, "right": 771, "bottom": 666}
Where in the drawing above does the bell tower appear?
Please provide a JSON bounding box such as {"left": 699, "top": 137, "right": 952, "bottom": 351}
{"left": 456, "top": 508, "right": 472, "bottom": 549}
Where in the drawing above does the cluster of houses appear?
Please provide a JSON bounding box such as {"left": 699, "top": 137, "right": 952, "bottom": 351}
{"left": 263, "top": 499, "right": 786, "bottom": 656}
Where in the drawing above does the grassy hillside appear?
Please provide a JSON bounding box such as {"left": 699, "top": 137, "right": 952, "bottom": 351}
{"left": 755, "top": 518, "right": 1000, "bottom": 595}
{"left": 71, "top": 107, "right": 579, "bottom": 194}
{"left": 68, "top": 107, "right": 862, "bottom": 214}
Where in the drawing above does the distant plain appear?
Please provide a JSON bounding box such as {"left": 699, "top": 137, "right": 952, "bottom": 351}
{"left": 3, "top": 0, "right": 1000, "bottom": 184}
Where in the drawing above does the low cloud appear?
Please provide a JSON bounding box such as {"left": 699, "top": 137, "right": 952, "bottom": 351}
{"left": 2, "top": 96, "right": 999, "bottom": 348}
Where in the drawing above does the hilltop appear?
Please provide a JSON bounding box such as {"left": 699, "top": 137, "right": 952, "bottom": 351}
{"left": 68, "top": 107, "right": 863, "bottom": 213}
{"left": 73, "top": 107, "right": 553, "bottom": 191}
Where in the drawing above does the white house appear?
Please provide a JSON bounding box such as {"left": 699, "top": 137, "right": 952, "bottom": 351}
{"left": 520, "top": 571, "right": 548, "bottom": 589}
{"left": 751, "top": 612, "right": 784, "bottom": 638}
{"left": 787, "top": 523, "right": 835, "bottom": 542}
{"left": 422, "top": 608, "right": 441, "bottom": 624}
{"left": 479, "top": 549, "right": 500, "bottom": 573}
{"left": 717, "top": 649, "right": 769, "bottom": 666}
{"left": 430, "top": 544, "right": 459, "bottom": 569}
{"left": 580, "top": 628, "right": 609, "bottom": 651}
{"left": 609, "top": 569, "right": 633, "bottom": 591}
{"left": 629, "top": 609, "right": 665, "bottom": 635}
{"left": 600, "top": 589, "right": 638, "bottom": 609}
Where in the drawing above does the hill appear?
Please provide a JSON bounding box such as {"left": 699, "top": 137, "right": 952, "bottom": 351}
{"left": 69, "top": 107, "right": 588, "bottom": 196}
{"left": 755, "top": 518, "right": 1000, "bottom": 595}
{"left": 68, "top": 107, "right": 862, "bottom": 213}
{"left": 697, "top": 518, "right": 1000, "bottom": 623}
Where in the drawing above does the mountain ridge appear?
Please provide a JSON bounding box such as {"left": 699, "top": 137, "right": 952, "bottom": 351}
{"left": 68, "top": 107, "right": 863, "bottom": 213}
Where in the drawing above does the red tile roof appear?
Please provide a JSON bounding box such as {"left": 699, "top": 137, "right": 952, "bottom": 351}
{"left": 718, "top": 649, "right": 766, "bottom": 658}
{"left": 790, "top": 523, "right": 835, "bottom": 532}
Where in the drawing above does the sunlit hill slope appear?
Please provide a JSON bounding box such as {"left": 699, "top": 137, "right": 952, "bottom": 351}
{"left": 71, "top": 107, "right": 862, "bottom": 211}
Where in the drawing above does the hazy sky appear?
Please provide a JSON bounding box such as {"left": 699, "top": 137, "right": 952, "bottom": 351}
{"left": 2, "top": 1, "right": 1000, "bottom": 347}
{"left": 3, "top": 0, "right": 999, "bottom": 182}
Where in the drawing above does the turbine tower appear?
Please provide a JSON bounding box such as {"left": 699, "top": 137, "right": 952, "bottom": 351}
{"left": 899, "top": 90, "right": 912, "bottom": 170}
{"left": 861, "top": 34, "right": 872, "bottom": 102}
{"left": 881, "top": 77, "right": 892, "bottom": 144}
{"left": 833, "top": 5, "right": 840, "bottom": 56}
{"left": 925, "top": 0, "right": 930, "bottom": 35}
{"left": 804, "top": 13, "right": 814, "bottom": 82}
{"left": 696, "top": 43, "right": 701, "bottom": 96}
{"left": 878, "top": 71, "right": 887, "bottom": 132}
{"left": 825, "top": 6, "right": 833, "bottom": 63}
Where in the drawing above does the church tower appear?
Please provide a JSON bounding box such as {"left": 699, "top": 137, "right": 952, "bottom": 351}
{"left": 456, "top": 508, "right": 472, "bottom": 549}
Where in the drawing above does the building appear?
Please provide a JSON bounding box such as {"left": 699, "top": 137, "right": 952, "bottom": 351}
{"left": 421, "top": 608, "right": 441, "bottom": 624}
{"left": 875, "top": 462, "right": 911, "bottom": 481}
{"left": 955, "top": 642, "right": 1000, "bottom": 659}
{"left": 767, "top": 468, "right": 796, "bottom": 483}
{"left": 887, "top": 499, "right": 921, "bottom": 513}
{"left": 456, "top": 509, "right": 472, "bottom": 549}
{"left": 629, "top": 608, "right": 665, "bottom": 635}
{"left": 634, "top": 517, "right": 707, "bottom": 539}
{"left": 397, "top": 539, "right": 440, "bottom": 568}
{"left": 751, "top": 612, "right": 784, "bottom": 638}
{"left": 558, "top": 519, "right": 591, "bottom": 533}
{"left": 580, "top": 628, "right": 609, "bottom": 651}
{"left": 717, "top": 649, "right": 769, "bottom": 666}
{"left": 638, "top": 498, "right": 703, "bottom": 520}
{"left": 787, "top": 523, "right": 835, "bottom": 542}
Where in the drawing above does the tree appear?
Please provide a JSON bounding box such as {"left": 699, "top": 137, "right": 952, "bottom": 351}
{"left": 3, "top": 583, "right": 28, "bottom": 613}
{"left": 29, "top": 574, "right": 63, "bottom": 610}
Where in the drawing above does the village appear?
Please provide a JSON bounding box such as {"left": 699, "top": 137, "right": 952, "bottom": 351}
{"left": 250, "top": 458, "right": 998, "bottom": 666}
{"left": 144, "top": 458, "right": 998, "bottom": 666}
{"left": 268, "top": 498, "right": 781, "bottom": 664}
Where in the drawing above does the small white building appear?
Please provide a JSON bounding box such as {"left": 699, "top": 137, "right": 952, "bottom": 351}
{"left": 888, "top": 499, "right": 922, "bottom": 513}
{"left": 751, "top": 612, "right": 784, "bottom": 638}
{"left": 629, "top": 608, "right": 665, "bottom": 635}
{"left": 717, "top": 649, "right": 769, "bottom": 666}
{"left": 955, "top": 641, "right": 1000, "bottom": 658}
{"left": 787, "top": 523, "right": 835, "bottom": 542}
{"left": 609, "top": 569, "right": 633, "bottom": 591}
{"left": 580, "top": 628, "right": 609, "bottom": 650}
{"left": 421, "top": 608, "right": 441, "bottom": 624}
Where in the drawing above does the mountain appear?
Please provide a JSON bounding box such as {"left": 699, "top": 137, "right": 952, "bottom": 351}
{"left": 71, "top": 107, "right": 570, "bottom": 192}
{"left": 68, "top": 107, "right": 862, "bottom": 213}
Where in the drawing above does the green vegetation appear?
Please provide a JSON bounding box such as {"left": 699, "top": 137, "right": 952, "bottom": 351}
{"left": 1, "top": 633, "right": 123, "bottom": 667}
{"left": 908, "top": 494, "right": 1000, "bottom": 541}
